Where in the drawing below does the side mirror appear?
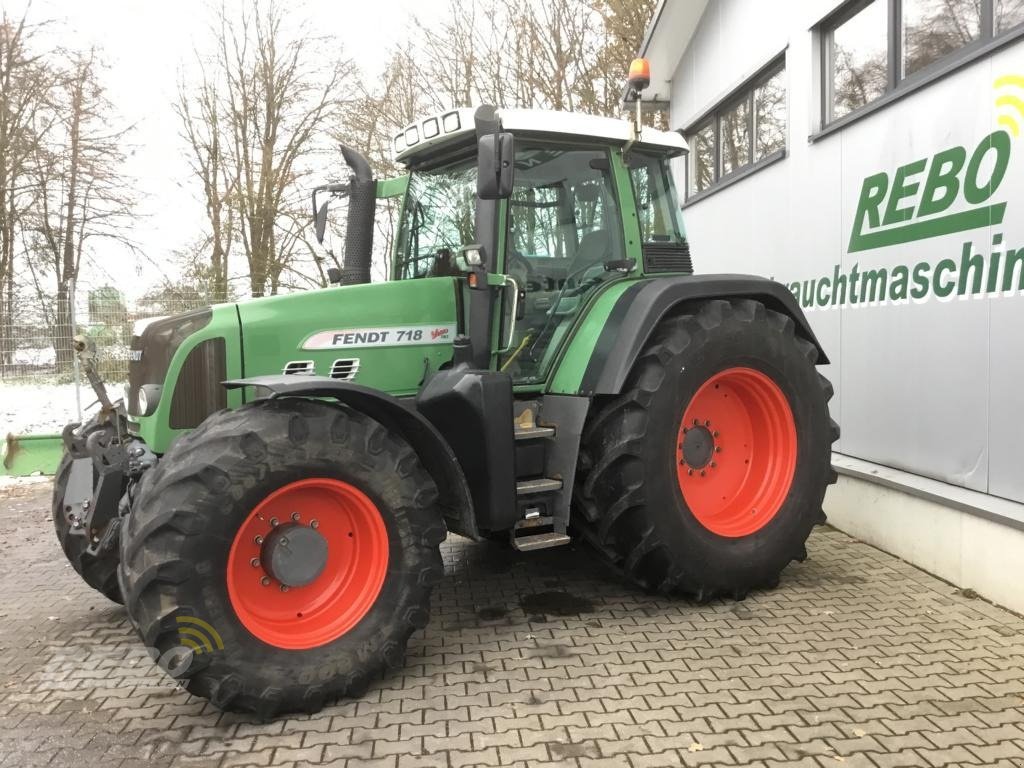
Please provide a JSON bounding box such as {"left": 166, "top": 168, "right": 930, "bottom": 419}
{"left": 314, "top": 200, "right": 330, "bottom": 244}
{"left": 477, "top": 132, "right": 515, "bottom": 200}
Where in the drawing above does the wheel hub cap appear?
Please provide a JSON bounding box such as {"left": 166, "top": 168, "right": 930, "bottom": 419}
{"left": 261, "top": 523, "right": 328, "bottom": 587}
{"left": 681, "top": 424, "right": 715, "bottom": 469}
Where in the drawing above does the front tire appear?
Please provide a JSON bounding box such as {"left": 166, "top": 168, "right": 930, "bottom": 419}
{"left": 118, "top": 398, "right": 446, "bottom": 716}
{"left": 573, "top": 298, "right": 839, "bottom": 600}
{"left": 51, "top": 422, "right": 124, "bottom": 604}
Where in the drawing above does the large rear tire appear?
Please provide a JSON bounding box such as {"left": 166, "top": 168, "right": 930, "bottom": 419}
{"left": 118, "top": 398, "right": 446, "bottom": 716}
{"left": 573, "top": 298, "right": 839, "bottom": 600}
{"left": 51, "top": 424, "right": 124, "bottom": 604}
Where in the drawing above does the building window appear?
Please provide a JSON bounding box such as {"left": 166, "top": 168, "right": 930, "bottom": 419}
{"left": 828, "top": 1, "right": 888, "bottom": 121}
{"left": 685, "top": 58, "right": 786, "bottom": 197}
{"left": 822, "top": 0, "right": 1024, "bottom": 126}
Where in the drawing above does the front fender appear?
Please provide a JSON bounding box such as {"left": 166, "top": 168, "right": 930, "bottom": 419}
{"left": 550, "top": 275, "right": 829, "bottom": 396}
{"left": 224, "top": 375, "right": 476, "bottom": 538}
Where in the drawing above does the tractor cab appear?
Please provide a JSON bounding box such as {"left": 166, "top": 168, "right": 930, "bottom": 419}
{"left": 314, "top": 105, "right": 691, "bottom": 390}
{"left": 384, "top": 107, "right": 690, "bottom": 385}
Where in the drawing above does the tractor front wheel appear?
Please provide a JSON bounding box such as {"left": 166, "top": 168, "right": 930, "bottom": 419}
{"left": 51, "top": 421, "right": 125, "bottom": 604}
{"left": 118, "top": 398, "right": 445, "bottom": 716}
{"left": 574, "top": 298, "right": 839, "bottom": 600}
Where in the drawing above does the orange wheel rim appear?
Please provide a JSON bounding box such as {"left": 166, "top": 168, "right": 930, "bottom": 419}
{"left": 226, "top": 478, "right": 389, "bottom": 650}
{"left": 675, "top": 367, "right": 797, "bottom": 537}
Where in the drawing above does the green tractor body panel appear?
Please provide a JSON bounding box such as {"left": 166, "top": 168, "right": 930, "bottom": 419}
{"left": 133, "top": 278, "right": 459, "bottom": 454}
{"left": 237, "top": 277, "right": 459, "bottom": 396}
{"left": 544, "top": 278, "right": 638, "bottom": 395}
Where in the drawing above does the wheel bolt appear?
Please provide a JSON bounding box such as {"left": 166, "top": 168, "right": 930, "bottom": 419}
{"left": 270, "top": 517, "right": 279, "bottom": 527}
{"left": 700, "top": 470, "right": 706, "bottom": 477}
{"left": 715, "top": 446, "right": 722, "bottom": 453}
{"left": 254, "top": 535, "right": 263, "bottom": 545}
{"left": 291, "top": 512, "right": 300, "bottom": 521}
{"left": 710, "top": 461, "right": 717, "bottom": 468}
{"left": 260, "top": 576, "right": 271, "bottom": 586}
{"left": 280, "top": 584, "right": 289, "bottom": 593}
{"left": 713, "top": 431, "right": 719, "bottom": 437}
{"left": 693, "top": 418, "right": 700, "bottom": 426}
{"left": 705, "top": 420, "right": 711, "bottom": 427}
{"left": 250, "top": 558, "right": 260, "bottom": 567}
{"left": 687, "top": 469, "right": 694, "bottom": 476}
{"left": 310, "top": 520, "right": 319, "bottom": 529}
{"left": 682, "top": 427, "right": 689, "bottom": 434}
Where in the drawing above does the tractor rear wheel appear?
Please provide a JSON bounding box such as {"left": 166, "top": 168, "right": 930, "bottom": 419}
{"left": 51, "top": 424, "right": 124, "bottom": 604}
{"left": 118, "top": 398, "right": 445, "bottom": 716}
{"left": 573, "top": 298, "right": 838, "bottom": 600}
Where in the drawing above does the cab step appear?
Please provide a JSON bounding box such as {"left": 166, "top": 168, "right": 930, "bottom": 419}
{"left": 513, "top": 531, "right": 572, "bottom": 552}
{"left": 516, "top": 477, "right": 562, "bottom": 495}
{"left": 514, "top": 425, "right": 556, "bottom": 440}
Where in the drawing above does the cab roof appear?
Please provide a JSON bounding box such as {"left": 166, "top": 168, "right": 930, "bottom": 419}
{"left": 393, "top": 107, "right": 688, "bottom": 166}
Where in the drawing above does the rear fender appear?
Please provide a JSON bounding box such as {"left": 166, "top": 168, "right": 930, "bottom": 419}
{"left": 223, "top": 376, "right": 476, "bottom": 538}
{"left": 564, "top": 275, "right": 829, "bottom": 396}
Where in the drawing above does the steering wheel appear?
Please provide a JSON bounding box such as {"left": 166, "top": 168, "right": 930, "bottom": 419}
{"left": 507, "top": 253, "right": 539, "bottom": 292}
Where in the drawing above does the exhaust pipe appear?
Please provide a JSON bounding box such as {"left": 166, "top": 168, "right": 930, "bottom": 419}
{"left": 339, "top": 144, "right": 375, "bottom": 285}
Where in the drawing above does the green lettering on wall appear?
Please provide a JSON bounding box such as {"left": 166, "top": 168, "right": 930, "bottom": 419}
{"left": 861, "top": 268, "right": 888, "bottom": 303}
{"left": 889, "top": 265, "right": 910, "bottom": 300}
{"left": 964, "top": 130, "right": 1011, "bottom": 205}
{"left": 958, "top": 242, "right": 984, "bottom": 296}
{"left": 816, "top": 276, "right": 831, "bottom": 306}
{"left": 1003, "top": 248, "right": 1024, "bottom": 292}
{"left": 849, "top": 172, "right": 888, "bottom": 251}
{"left": 933, "top": 258, "right": 957, "bottom": 297}
{"left": 882, "top": 159, "right": 927, "bottom": 226}
{"left": 911, "top": 262, "right": 931, "bottom": 299}
{"left": 917, "top": 146, "right": 966, "bottom": 217}
{"left": 849, "top": 204, "right": 1006, "bottom": 252}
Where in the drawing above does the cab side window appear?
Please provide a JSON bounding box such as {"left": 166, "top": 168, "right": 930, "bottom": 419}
{"left": 628, "top": 153, "right": 686, "bottom": 244}
{"left": 502, "top": 145, "right": 625, "bottom": 383}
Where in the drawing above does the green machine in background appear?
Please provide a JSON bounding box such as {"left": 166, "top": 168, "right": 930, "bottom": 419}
{"left": 52, "top": 60, "right": 838, "bottom": 718}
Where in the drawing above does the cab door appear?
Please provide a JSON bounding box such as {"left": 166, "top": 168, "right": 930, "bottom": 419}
{"left": 497, "top": 143, "right": 630, "bottom": 386}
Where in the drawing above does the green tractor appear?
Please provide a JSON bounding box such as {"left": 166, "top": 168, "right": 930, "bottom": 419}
{"left": 53, "top": 72, "right": 838, "bottom": 716}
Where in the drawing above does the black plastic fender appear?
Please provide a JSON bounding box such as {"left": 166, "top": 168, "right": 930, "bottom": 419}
{"left": 579, "top": 274, "right": 829, "bottom": 395}
{"left": 223, "top": 375, "right": 477, "bottom": 538}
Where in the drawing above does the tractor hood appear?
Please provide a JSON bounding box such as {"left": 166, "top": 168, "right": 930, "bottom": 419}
{"left": 236, "top": 277, "right": 461, "bottom": 398}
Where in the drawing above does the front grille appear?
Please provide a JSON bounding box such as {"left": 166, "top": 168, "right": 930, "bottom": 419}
{"left": 642, "top": 240, "right": 694, "bottom": 274}
{"left": 169, "top": 338, "right": 227, "bottom": 429}
{"left": 128, "top": 308, "right": 212, "bottom": 416}
{"left": 330, "top": 358, "right": 360, "bottom": 380}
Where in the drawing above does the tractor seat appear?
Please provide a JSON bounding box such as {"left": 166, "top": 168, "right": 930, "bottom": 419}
{"left": 570, "top": 229, "right": 612, "bottom": 275}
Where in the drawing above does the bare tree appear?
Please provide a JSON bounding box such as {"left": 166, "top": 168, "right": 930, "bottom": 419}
{"left": 28, "top": 49, "right": 136, "bottom": 370}
{"left": 176, "top": 64, "right": 236, "bottom": 303}
{"left": 0, "top": 10, "right": 55, "bottom": 367}
{"left": 180, "top": 1, "right": 357, "bottom": 298}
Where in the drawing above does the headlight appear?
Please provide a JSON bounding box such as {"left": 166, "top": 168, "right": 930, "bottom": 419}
{"left": 137, "top": 384, "right": 162, "bottom": 417}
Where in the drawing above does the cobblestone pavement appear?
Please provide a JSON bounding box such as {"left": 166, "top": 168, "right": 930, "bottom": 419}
{"left": 2, "top": 478, "right": 1024, "bottom": 768}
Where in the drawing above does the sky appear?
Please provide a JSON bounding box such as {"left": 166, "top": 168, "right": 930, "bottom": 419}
{"left": 6, "top": 0, "right": 451, "bottom": 297}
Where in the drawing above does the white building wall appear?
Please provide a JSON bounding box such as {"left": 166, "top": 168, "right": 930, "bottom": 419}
{"left": 657, "top": 0, "right": 1024, "bottom": 611}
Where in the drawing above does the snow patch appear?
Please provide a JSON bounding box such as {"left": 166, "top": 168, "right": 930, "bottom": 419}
{"left": 0, "top": 382, "right": 93, "bottom": 435}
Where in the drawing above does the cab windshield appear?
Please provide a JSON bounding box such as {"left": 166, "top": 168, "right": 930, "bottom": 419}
{"left": 394, "top": 160, "right": 476, "bottom": 279}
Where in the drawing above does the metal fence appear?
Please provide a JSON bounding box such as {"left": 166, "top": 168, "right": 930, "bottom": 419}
{"left": 0, "top": 280, "right": 204, "bottom": 436}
